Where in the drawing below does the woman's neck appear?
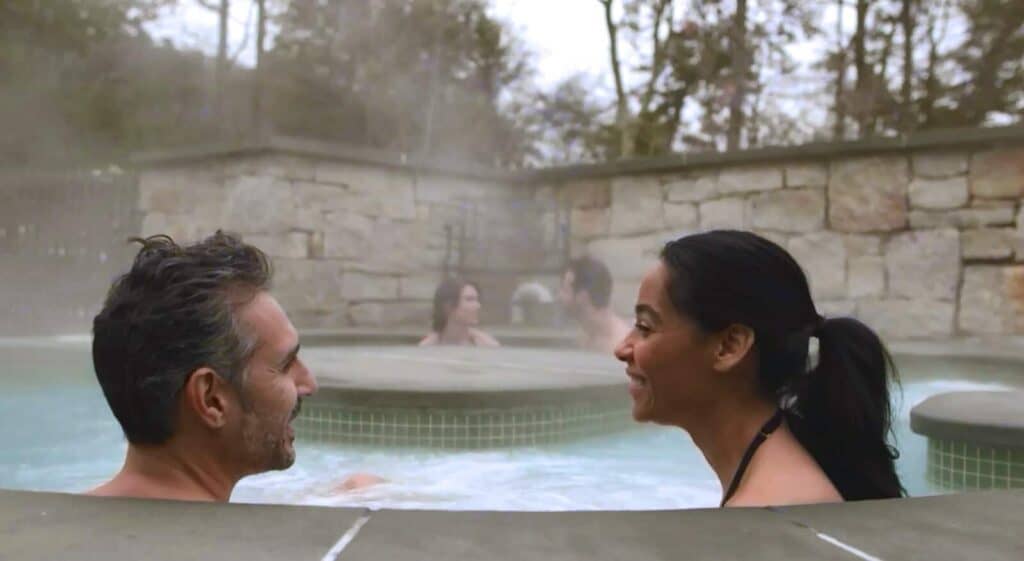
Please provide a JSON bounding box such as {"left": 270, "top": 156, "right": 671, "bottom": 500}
{"left": 439, "top": 321, "right": 472, "bottom": 344}
{"left": 682, "top": 395, "right": 778, "bottom": 493}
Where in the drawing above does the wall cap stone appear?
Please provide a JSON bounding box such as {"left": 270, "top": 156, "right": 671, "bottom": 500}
{"left": 131, "top": 134, "right": 521, "bottom": 183}
{"left": 129, "top": 126, "right": 1024, "bottom": 186}
{"left": 531, "top": 125, "right": 1024, "bottom": 182}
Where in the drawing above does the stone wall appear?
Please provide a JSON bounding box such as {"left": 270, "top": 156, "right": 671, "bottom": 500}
{"left": 132, "top": 129, "right": 1024, "bottom": 338}
{"left": 0, "top": 171, "right": 139, "bottom": 336}
{"left": 544, "top": 130, "right": 1024, "bottom": 339}
{"left": 134, "top": 139, "right": 566, "bottom": 329}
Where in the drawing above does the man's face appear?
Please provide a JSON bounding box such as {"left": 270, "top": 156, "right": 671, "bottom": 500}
{"left": 559, "top": 271, "right": 584, "bottom": 318}
{"left": 233, "top": 291, "right": 317, "bottom": 473}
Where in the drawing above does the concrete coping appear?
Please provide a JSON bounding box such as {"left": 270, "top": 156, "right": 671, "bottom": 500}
{"left": 301, "top": 327, "right": 577, "bottom": 349}
{"left": 127, "top": 125, "right": 1024, "bottom": 184}
{"left": 532, "top": 124, "right": 1024, "bottom": 181}
{"left": 302, "top": 346, "right": 626, "bottom": 409}
{"left": 131, "top": 134, "right": 522, "bottom": 182}
{"left": 3, "top": 489, "right": 1024, "bottom": 560}
{"left": 910, "top": 391, "right": 1024, "bottom": 448}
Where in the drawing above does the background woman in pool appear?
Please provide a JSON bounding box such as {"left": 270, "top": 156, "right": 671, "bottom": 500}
{"left": 420, "top": 278, "right": 500, "bottom": 347}
{"left": 615, "top": 230, "right": 904, "bottom": 507}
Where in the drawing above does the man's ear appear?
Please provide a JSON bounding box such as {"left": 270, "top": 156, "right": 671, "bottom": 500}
{"left": 711, "top": 324, "right": 756, "bottom": 373}
{"left": 181, "top": 367, "right": 233, "bottom": 429}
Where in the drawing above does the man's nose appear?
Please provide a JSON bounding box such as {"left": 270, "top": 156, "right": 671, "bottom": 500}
{"left": 295, "top": 360, "right": 318, "bottom": 396}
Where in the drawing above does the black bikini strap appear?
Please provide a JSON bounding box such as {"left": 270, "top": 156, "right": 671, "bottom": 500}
{"left": 720, "top": 409, "right": 785, "bottom": 507}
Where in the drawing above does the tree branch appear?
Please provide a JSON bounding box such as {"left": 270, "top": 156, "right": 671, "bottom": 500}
{"left": 598, "top": 0, "right": 632, "bottom": 157}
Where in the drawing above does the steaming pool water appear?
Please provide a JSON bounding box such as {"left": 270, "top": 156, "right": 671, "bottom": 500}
{"left": 1, "top": 337, "right": 1020, "bottom": 511}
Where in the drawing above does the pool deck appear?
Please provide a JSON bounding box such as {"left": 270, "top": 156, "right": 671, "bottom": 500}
{"left": 1, "top": 489, "right": 1021, "bottom": 560}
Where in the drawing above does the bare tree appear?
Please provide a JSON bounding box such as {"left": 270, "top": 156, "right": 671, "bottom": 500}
{"left": 853, "top": 0, "right": 870, "bottom": 137}
{"left": 598, "top": 0, "right": 633, "bottom": 157}
{"left": 833, "top": 0, "right": 848, "bottom": 139}
{"left": 252, "top": 0, "right": 267, "bottom": 134}
{"left": 899, "top": 0, "right": 915, "bottom": 132}
{"left": 727, "top": 0, "right": 748, "bottom": 150}
{"left": 197, "top": 0, "right": 230, "bottom": 127}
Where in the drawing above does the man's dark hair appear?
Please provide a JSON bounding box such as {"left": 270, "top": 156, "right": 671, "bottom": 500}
{"left": 567, "top": 256, "right": 613, "bottom": 309}
{"left": 92, "top": 231, "right": 272, "bottom": 445}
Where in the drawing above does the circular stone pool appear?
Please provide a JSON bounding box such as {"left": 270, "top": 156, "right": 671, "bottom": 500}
{"left": 0, "top": 338, "right": 1021, "bottom": 511}
{"left": 296, "top": 346, "right": 631, "bottom": 448}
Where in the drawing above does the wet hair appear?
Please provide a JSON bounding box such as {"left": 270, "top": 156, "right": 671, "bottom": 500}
{"left": 660, "top": 230, "right": 904, "bottom": 501}
{"left": 92, "top": 232, "right": 272, "bottom": 445}
{"left": 431, "top": 278, "right": 478, "bottom": 333}
{"left": 567, "top": 256, "right": 613, "bottom": 309}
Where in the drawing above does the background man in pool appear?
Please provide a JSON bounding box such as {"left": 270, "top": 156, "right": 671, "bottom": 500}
{"left": 88, "top": 232, "right": 378, "bottom": 501}
{"left": 559, "top": 256, "right": 631, "bottom": 353}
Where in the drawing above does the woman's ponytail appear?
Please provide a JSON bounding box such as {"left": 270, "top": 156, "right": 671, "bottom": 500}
{"left": 786, "top": 316, "right": 905, "bottom": 500}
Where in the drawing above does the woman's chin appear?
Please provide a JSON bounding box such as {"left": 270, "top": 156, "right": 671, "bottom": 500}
{"left": 630, "top": 401, "right": 654, "bottom": 422}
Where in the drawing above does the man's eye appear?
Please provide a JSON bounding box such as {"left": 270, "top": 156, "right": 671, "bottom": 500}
{"left": 635, "top": 322, "right": 651, "bottom": 334}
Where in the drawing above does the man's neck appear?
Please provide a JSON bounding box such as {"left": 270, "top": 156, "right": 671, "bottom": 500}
{"left": 579, "top": 307, "right": 626, "bottom": 339}
{"left": 88, "top": 440, "right": 240, "bottom": 502}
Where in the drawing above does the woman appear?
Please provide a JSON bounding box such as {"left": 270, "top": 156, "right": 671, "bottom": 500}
{"left": 419, "top": 278, "right": 500, "bottom": 347}
{"left": 615, "top": 230, "right": 903, "bottom": 507}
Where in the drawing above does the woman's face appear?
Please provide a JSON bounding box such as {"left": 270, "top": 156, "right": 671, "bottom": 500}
{"left": 449, "top": 284, "right": 481, "bottom": 327}
{"left": 614, "top": 262, "right": 718, "bottom": 425}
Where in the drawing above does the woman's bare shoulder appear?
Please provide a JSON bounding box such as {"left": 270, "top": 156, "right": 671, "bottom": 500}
{"left": 469, "top": 328, "right": 500, "bottom": 348}
{"left": 727, "top": 446, "right": 842, "bottom": 507}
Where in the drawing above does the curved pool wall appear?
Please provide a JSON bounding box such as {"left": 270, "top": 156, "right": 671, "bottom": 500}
{"left": 293, "top": 345, "right": 632, "bottom": 449}
{"left": 912, "top": 390, "right": 1024, "bottom": 491}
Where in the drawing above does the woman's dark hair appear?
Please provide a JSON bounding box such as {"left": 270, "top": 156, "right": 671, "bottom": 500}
{"left": 660, "top": 230, "right": 904, "bottom": 501}
{"left": 92, "top": 232, "right": 271, "bottom": 445}
{"left": 431, "top": 278, "right": 479, "bottom": 333}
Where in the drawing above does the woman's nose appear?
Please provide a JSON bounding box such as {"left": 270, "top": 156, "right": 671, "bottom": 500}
{"left": 614, "top": 336, "right": 631, "bottom": 362}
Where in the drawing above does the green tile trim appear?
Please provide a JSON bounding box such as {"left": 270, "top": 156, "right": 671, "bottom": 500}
{"left": 926, "top": 437, "right": 1024, "bottom": 491}
{"left": 293, "top": 400, "right": 633, "bottom": 449}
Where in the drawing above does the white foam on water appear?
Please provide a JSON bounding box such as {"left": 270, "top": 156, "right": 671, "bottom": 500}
{"left": 233, "top": 433, "right": 722, "bottom": 511}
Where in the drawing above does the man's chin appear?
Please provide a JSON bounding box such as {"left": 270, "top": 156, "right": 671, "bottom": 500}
{"left": 269, "top": 449, "right": 296, "bottom": 471}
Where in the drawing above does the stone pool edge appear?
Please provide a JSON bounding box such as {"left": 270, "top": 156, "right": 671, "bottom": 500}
{"left": 1, "top": 488, "right": 1021, "bottom": 560}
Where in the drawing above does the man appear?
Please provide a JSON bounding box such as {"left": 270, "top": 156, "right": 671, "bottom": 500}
{"left": 559, "top": 256, "right": 632, "bottom": 353}
{"left": 88, "top": 232, "right": 377, "bottom": 501}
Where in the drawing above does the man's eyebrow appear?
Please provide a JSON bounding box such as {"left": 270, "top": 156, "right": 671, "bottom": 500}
{"left": 279, "top": 343, "right": 301, "bottom": 368}
{"left": 635, "top": 304, "right": 662, "bottom": 323}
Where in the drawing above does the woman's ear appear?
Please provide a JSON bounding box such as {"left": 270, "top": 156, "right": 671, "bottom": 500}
{"left": 711, "top": 324, "right": 756, "bottom": 373}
